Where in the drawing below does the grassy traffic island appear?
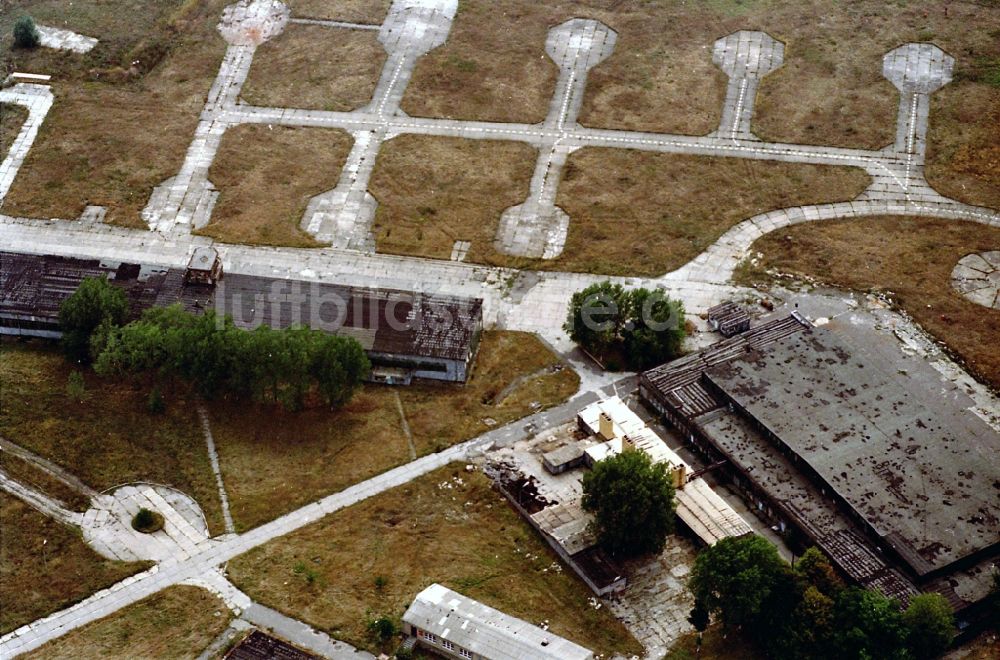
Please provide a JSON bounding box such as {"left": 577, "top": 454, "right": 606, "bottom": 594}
{"left": 131, "top": 508, "right": 164, "bottom": 534}
{"left": 227, "top": 463, "right": 643, "bottom": 658}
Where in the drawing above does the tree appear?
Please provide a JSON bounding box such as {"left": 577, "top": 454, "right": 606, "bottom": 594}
{"left": 564, "top": 282, "right": 685, "bottom": 371}
{"left": 13, "top": 15, "right": 40, "bottom": 49}
{"left": 564, "top": 281, "right": 627, "bottom": 358}
{"left": 623, "top": 287, "right": 686, "bottom": 370}
{"left": 795, "top": 547, "right": 844, "bottom": 597}
{"left": 903, "top": 593, "right": 955, "bottom": 659}
{"left": 831, "top": 587, "right": 909, "bottom": 660}
{"left": 688, "top": 534, "right": 792, "bottom": 628}
{"left": 59, "top": 276, "right": 129, "bottom": 363}
{"left": 581, "top": 449, "right": 676, "bottom": 558}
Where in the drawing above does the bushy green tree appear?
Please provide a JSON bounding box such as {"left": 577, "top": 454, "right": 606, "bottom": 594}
{"left": 581, "top": 449, "right": 675, "bottom": 558}
{"left": 59, "top": 276, "right": 129, "bottom": 363}
{"left": 13, "top": 15, "right": 40, "bottom": 49}
{"left": 903, "top": 593, "right": 955, "bottom": 659}
{"left": 564, "top": 281, "right": 685, "bottom": 371}
{"left": 688, "top": 534, "right": 793, "bottom": 628}
{"left": 830, "top": 587, "right": 909, "bottom": 660}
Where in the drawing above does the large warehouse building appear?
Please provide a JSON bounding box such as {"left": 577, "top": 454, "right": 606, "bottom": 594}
{"left": 640, "top": 314, "right": 999, "bottom": 626}
{"left": 0, "top": 250, "right": 482, "bottom": 383}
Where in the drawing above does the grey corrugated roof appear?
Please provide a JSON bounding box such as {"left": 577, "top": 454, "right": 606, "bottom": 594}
{"left": 403, "top": 584, "right": 593, "bottom": 660}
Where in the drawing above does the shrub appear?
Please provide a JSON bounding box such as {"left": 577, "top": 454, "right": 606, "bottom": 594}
{"left": 374, "top": 575, "right": 388, "bottom": 590}
{"left": 147, "top": 387, "right": 165, "bottom": 414}
{"left": 66, "top": 371, "right": 87, "bottom": 401}
{"left": 132, "top": 508, "right": 164, "bottom": 533}
{"left": 366, "top": 615, "right": 398, "bottom": 643}
{"left": 13, "top": 16, "right": 40, "bottom": 49}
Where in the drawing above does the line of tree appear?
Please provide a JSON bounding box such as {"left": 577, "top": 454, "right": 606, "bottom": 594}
{"left": 60, "top": 276, "right": 370, "bottom": 410}
{"left": 688, "top": 535, "right": 957, "bottom": 660}
{"left": 581, "top": 449, "right": 676, "bottom": 558}
{"left": 564, "top": 281, "right": 685, "bottom": 371}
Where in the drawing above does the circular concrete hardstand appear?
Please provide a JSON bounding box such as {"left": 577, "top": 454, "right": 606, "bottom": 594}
{"left": 81, "top": 484, "right": 213, "bottom": 562}
{"left": 951, "top": 251, "right": 1000, "bottom": 310}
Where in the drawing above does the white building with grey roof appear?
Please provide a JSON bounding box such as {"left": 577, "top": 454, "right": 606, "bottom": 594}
{"left": 401, "top": 583, "right": 594, "bottom": 660}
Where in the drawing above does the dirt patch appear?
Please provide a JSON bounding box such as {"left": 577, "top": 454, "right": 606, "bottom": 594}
{"left": 199, "top": 124, "right": 352, "bottom": 247}
{"left": 27, "top": 585, "right": 231, "bottom": 659}
{"left": 284, "top": 0, "right": 390, "bottom": 25}
{"left": 0, "top": 341, "right": 227, "bottom": 536}
{"left": 209, "top": 331, "right": 579, "bottom": 530}
{"left": 0, "top": 1, "right": 230, "bottom": 227}
{"left": 0, "top": 103, "right": 28, "bottom": 161}
{"left": 0, "top": 493, "right": 149, "bottom": 635}
{"left": 737, "top": 216, "right": 1000, "bottom": 391}
{"left": 241, "top": 23, "right": 386, "bottom": 112}
{"left": 228, "top": 464, "right": 642, "bottom": 657}
{"left": 370, "top": 135, "right": 536, "bottom": 261}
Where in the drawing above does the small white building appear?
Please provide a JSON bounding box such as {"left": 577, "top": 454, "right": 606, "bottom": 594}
{"left": 577, "top": 397, "right": 754, "bottom": 546}
{"left": 401, "top": 584, "right": 594, "bottom": 660}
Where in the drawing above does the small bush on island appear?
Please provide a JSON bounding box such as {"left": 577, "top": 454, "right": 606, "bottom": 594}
{"left": 131, "top": 508, "right": 164, "bottom": 534}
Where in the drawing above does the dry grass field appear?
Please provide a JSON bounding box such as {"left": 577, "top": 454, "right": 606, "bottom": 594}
{"left": 370, "top": 139, "right": 870, "bottom": 276}
{"left": 283, "top": 0, "right": 390, "bottom": 25}
{"left": 240, "top": 23, "right": 386, "bottom": 112}
{"left": 402, "top": 0, "right": 1000, "bottom": 205}
{"left": 209, "top": 331, "right": 579, "bottom": 530}
{"left": 0, "top": 341, "right": 227, "bottom": 535}
{"left": 199, "top": 124, "right": 352, "bottom": 247}
{"left": 228, "top": 464, "right": 643, "bottom": 657}
{"left": 370, "top": 135, "right": 536, "bottom": 261}
{"left": 737, "top": 216, "right": 1000, "bottom": 391}
{"left": 0, "top": 0, "right": 230, "bottom": 227}
{"left": 0, "top": 103, "right": 28, "bottom": 160}
{"left": 26, "top": 586, "right": 231, "bottom": 659}
{"left": 925, "top": 80, "right": 1000, "bottom": 210}
{"left": 0, "top": 494, "right": 149, "bottom": 635}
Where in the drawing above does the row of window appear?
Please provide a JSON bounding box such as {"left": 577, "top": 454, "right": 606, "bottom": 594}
{"left": 417, "top": 629, "right": 473, "bottom": 658}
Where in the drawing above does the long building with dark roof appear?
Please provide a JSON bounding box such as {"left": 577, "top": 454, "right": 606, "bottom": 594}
{"left": 640, "top": 314, "right": 1000, "bottom": 626}
{"left": 0, "top": 251, "right": 482, "bottom": 383}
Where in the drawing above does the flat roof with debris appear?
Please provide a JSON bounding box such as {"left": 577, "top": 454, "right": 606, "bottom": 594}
{"left": 403, "top": 584, "right": 594, "bottom": 660}
{"left": 706, "top": 326, "right": 1000, "bottom": 576}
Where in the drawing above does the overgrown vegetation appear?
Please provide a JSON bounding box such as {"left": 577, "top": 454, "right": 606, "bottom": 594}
{"left": 0, "top": 494, "right": 149, "bottom": 634}
{"left": 689, "top": 536, "right": 956, "bottom": 659}
{"left": 209, "top": 330, "right": 579, "bottom": 529}
{"left": 58, "top": 276, "right": 128, "bottom": 364}
{"left": 564, "top": 281, "right": 685, "bottom": 371}
{"left": 58, "top": 279, "right": 371, "bottom": 410}
{"left": 26, "top": 586, "right": 231, "bottom": 659}
{"left": 228, "top": 464, "right": 642, "bottom": 657}
{"left": 581, "top": 449, "right": 676, "bottom": 558}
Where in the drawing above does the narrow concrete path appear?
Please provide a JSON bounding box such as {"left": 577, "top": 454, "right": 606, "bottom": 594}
{"left": 0, "top": 470, "right": 83, "bottom": 527}
{"left": 0, "top": 84, "right": 54, "bottom": 204}
{"left": 393, "top": 391, "right": 417, "bottom": 460}
{"left": 197, "top": 407, "right": 236, "bottom": 534}
{"left": 0, "top": 374, "right": 630, "bottom": 658}
{"left": 0, "top": 436, "right": 99, "bottom": 500}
